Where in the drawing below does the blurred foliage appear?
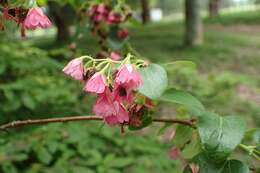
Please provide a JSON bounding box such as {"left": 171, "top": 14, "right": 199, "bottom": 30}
{"left": 0, "top": 122, "right": 182, "bottom": 173}
{"left": 167, "top": 65, "right": 260, "bottom": 127}
{"left": 0, "top": 40, "right": 92, "bottom": 123}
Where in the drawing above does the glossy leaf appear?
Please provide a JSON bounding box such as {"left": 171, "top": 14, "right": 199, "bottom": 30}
{"left": 182, "top": 137, "right": 202, "bottom": 159}
{"left": 198, "top": 112, "right": 246, "bottom": 161}
{"left": 221, "top": 160, "right": 250, "bottom": 173}
{"left": 173, "top": 125, "right": 193, "bottom": 148}
{"left": 138, "top": 64, "right": 168, "bottom": 99}
{"left": 160, "top": 88, "right": 204, "bottom": 116}
{"left": 183, "top": 153, "right": 225, "bottom": 173}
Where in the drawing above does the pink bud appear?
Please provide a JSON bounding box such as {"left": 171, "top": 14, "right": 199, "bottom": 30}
{"left": 115, "top": 64, "right": 142, "bottom": 90}
{"left": 63, "top": 58, "right": 84, "bottom": 81}
{"left": 110, "top": 52, "right": 121, "bottom": 60}
{"left": 190, "top": 163, "right": 200, "bottom": 173}
{"left": 168, "top": 147, "right": 181, "bottom": 160}
{"left": 24, "top": 7, "right": 52, "bottom": 30}
{"left": 93, "top": 14, "right": 105, "bottom": 22}
{"left": 117, "top": 28, "right": 129, "bottom": 39}
{"left": 96, "top": 4, "right": 108, "bottom": 14}
{"left": 106, "top": 12, "right": 122, "bottom": 24}
{"left": 85, "top": 72, "right": 106, "bottom": 94}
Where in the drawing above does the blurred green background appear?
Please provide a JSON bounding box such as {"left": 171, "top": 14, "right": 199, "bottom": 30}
{"left": 0, "top": 0, "right": 259, "bottom": 172}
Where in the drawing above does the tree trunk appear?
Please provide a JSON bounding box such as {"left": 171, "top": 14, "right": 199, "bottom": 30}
{"left": 141, "top": 0, "right": 150, "bottom": 24}
{"left": 184, "top": 0, "right": 203, "bottom": 46}
{"left": 47, "top": 1, "right": 72, "bottom": 43}
{"left": 209, "top": 0, "right": 221, "bottom": 18}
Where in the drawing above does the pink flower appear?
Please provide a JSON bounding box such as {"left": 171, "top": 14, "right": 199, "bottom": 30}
{"left": 85, "top": 72, "right": 106, "bottom": 94}
{"left": 24, "top": 7, "right": 52, "bottom": 30}
{"left": 168, "top": 147, "right": 181, "bottom": 160}
{"left": 117, "top": 28, "right": 129, "bottom": 39}
{"left": 63, "top": 58, "right": 84, "bottom": 81}
{"left": 106, "top": 12, "right": 122, "bottom": 24}
{"left": 96, "top": 4, "right": 109, "bottom": 14}
{"left": 93, "top": 89, "right": 129, "bottom": 125}
{"left": 115, "top": 64, "right": 142, "bottom": 89}
{"left": 110, "top": 52, "right": 121, "bottom": 60}
{"left": 93, "top": 14, "right": 105, "bottom": 22}
{"left": 113, "top": 84, "right": 134, "bottom": 104}
{"left": 189, "top": 163, "right": 200, "bottom": 173}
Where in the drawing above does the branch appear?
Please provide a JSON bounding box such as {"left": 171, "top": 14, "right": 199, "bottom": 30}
{"left": 0, "top": 115, "right": 195, "bottom": 131}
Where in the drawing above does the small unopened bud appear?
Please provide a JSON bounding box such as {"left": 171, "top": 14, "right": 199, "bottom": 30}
{"left": 190, "top": 163, "right": 200, "bottom": 173}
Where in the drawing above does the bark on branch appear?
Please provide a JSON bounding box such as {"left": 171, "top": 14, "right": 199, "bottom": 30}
{"left": 0, "top": 115, "right": 195, "bottom": 131}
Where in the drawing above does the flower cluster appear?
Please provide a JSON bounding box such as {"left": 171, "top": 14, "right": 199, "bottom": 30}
{"left": 63, "top": 54, "right": 151, "bottom": 126}
{"left": 80, "top": 2, "right": 131, "bottom": 59}
{"left": 1, "top": 5, "right": 51, "bottom": 37}
{"left": 88, "top": 3, "right": 129, "bottom": 26}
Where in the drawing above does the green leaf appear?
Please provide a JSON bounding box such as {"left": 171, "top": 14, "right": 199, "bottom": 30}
{"left": 159, "top": 88, "right": 204, "bottom": 116}
{"left": 138, "top": 64, "right": 168, "bottom": 99}
{"left": 173, "top": 125, "right": 193, "bottom": 148}
{"left": 71, "top": 166, "right": 95, "bottom": 173}
{"left": 163, "top": 60, "right": 196, "bottom": 69}
{"left": 110, "top": 157, "right": 134, "bottom": 168}
{"left": 183, "top": 153, "right": 225, "bottom": 173}
{"left": 221, "top": 160, "right": 250, "bottom": 173}
{"left": 198, "top": 112, "right": 246, "bottom": 161}
{"left": 182, "top": 138, "right": 202, "bottom": 159}
{"left": 35, "top": 147, "right": 52, "bottom": 165}
{"left": 21, "top": 93, "right": 36, "bottom": 110}
{"left": 243, "top": 128, "right": 260, "bottom": 144}
{"left": 2, "top": 162, "right": 18, "bottom": 173}
{"left": 183, "top": 154, "right": 250, "bottom": 173}
{"left": 157, "top": 123, "right": 172, "bottom": 136}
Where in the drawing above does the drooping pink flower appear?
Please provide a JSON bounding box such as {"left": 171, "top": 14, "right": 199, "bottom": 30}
{"left": 117, "top": 28, "right": 129, "bottom": 39}
{"left": 168, "top": 147, "right": 181, "bottom": 160}
{"left": 115, "top": 64, "right": 142, "bottom": 89}
{"left": 63, "top": 58, "right": 84, "bottom": 81}
{"left": 93, "top": 89, "right": 129, "bottom": 125}
{"left": 85, "top": 72, "right": 106, "bottom": 94}
{"left": 23, "top": 7, "right": 52, "bottom": 30}
{"left": 110, "top": 52, "right": 121, "bottom": 60}
{"left": 113, "top": 84, "right": 134, "bottom": 104}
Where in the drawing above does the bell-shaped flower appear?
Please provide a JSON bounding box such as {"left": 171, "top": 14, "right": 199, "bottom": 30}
{"left": 115, "top": 64, "right": 142, "bottom": 90}
{"left": 24, "top": 7, "right": 52, "bottom": 30}
{"left": 85, "top": 72, "right": 106, "bottom": 94}
{"left": 93, "top": 89, "right": 129, "bottom": 125}
{"left": 113, "top": 84, "right": 134, "bottom": 104}
{"left": 63, "top": 58, "right": 84, "bottom": 81}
